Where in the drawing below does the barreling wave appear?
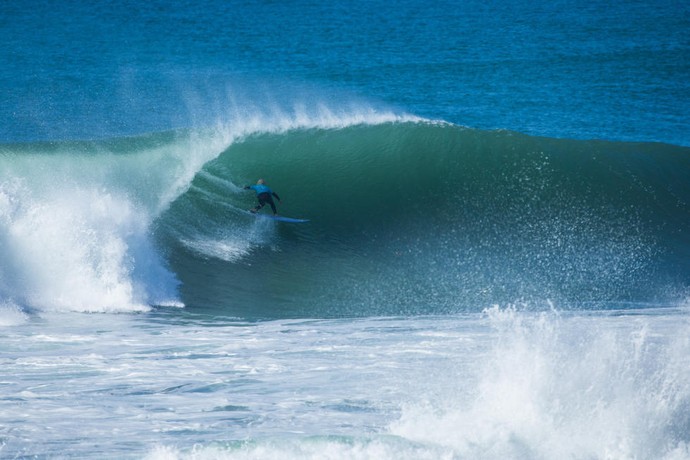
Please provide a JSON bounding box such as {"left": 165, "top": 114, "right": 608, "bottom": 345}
{"left": 0, "top": 104, "right": 418, "bottom": 316}
{"left": 2, "top": 106, "right": 689, "bottom": 318}
{"left": 159, "top": 120, "right": 690, "bottom": 318}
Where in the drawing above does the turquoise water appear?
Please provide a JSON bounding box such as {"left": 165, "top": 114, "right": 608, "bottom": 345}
{"left": 2, "top": 1, "right": 690, "bottom": 458}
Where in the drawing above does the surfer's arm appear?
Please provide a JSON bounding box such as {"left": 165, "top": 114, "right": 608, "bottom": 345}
{"left": 272, "top": 192, "right": 281, "bottom": 201}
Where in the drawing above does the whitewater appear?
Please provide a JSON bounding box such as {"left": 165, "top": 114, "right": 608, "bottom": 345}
{"left": 1, "top": 306, "right": 689, "bottom": 459}
{"left": 2, "top": 0, "right": 690, "bottom": 458}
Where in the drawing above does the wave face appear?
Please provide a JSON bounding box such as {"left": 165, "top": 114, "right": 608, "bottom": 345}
{"left": 159, "top": 120, "right": 690, "bottom": 317}
{"left": 2, "top": 113, "right": 689, "bottom": 317}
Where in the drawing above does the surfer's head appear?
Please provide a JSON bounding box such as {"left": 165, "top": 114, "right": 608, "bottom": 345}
{"left": 257, "top": 179, "right": 265, "bottom": 185}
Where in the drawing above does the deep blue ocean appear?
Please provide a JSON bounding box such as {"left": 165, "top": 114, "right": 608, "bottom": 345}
{"left": 2, "top": 1, "right": 690, "bottom": 458}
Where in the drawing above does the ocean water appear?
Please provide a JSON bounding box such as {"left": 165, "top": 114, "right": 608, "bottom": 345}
{"left": 2, "top": 0, "right": 690, "bottom": 458}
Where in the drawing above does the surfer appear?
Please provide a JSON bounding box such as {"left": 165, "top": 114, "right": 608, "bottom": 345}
{"left": 244, "top": 179, "right": 281, "bottom": 215}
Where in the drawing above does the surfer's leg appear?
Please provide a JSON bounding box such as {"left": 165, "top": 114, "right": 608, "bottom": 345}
{"left": 268, "top": 197, "right": 277, "bottom": 214}
{"left": 252, "top": 200, "right": 265, "bottom": 213}
{"left": 254, "top": 193, "right": 270, "bottom": 212}
{"left": 258, "top": 193, "right": 277, "bottom": 214}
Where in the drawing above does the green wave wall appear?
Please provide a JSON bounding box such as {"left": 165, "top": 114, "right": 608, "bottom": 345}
{"left": 160, "top": 122, "right": 690, "bottom": 317}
